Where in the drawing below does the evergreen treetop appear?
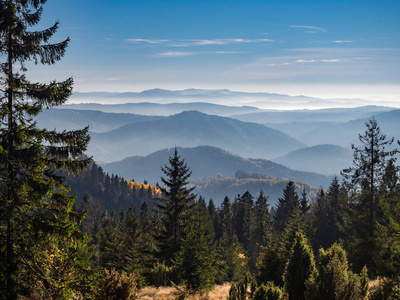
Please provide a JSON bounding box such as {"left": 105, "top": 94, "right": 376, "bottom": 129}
{"left": 155, "top": 148, "right": 195, "bottom": 265}
{"left": 0, "top": 1, "right": 91, "bottom": 298}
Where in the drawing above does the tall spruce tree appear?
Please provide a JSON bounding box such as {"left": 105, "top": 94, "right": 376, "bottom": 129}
{"left": 0, "top": 1, "right": 91, "bottom": 298}
{"left": 283, "top": 230, "right": 316, "bottom": 300}
{"left": 312, "top": 177, "right": 343, "bottom": 250}
{"left": 341, "top": 117, "right": 397, "bottom": 205}
{"left": 178, "top": 203, "right": 215, "bottom": 291}
{"left": 250, "top": 191, "right": 271, "bottom": 271}
{"left": 274, "top": 181, "right": 300, "bottom": 232}
{"left": 341, "top": 118, "right": 398, "bottom": 275}
{"left": 155, "top": 148, "right": 195, "bottom": 266}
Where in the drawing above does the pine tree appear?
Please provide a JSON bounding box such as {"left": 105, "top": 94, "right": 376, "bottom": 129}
{"left": 312, "top": 178, "right": 343, "bottom": 250}
{"left": 274, "top": 181, "right": 300, "bottom": 232}
{"left": 341, "top": 117, "right": 397, "bottom": 206}
{"left": 341, "top": 118, "right": 398, "bottom": 275}
{"left": 155, "top": 148, "right": 195, "bottom": 266}
{"left": 178, "top": 203, "right": 215, "bottom": 291}
{"left": 250, "top": 191, "right": 271, "bottom": 271}
{"left": 283, "top": 230, "right": 316, "bottom": 300}
{"left": 0, "top": 1, "right": 91, "bottom": 298}
{"left": 215, "top": 196, "right": 245, "bottom": 283}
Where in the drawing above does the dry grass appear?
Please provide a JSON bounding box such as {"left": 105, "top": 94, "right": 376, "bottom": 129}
{"left": 138, "top": 283, "right": 231, "bottom": 300}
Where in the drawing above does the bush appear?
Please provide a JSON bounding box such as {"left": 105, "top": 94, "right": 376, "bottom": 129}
{"left": 148, "top": 261, "right": 175, "bottom": 287}
{"left": 309, "top": 243, "right": 368, "bottom": 300}
{"left": 95, "top": 268, "right": 137, "bottom": 300}
{"left": 254, "top": 282, "right": 286, "bottom": 300}
{"left": 228, "top": 282, "right": 246, "bottom": 300}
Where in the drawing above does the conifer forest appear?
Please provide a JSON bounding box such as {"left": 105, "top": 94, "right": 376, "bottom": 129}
{"left": 0, "top": 1, "right": 400, "bottom": 299}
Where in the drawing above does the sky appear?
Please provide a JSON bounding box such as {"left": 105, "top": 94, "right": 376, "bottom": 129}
{"left": 27, "top": 0, "right": 400, "bottom": 104}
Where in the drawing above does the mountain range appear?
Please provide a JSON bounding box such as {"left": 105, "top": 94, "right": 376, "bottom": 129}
{"left": 69, "top": 88, "right": 397, "bottom": 109}
{"left": 193, "top": 171, "right": 320, "bottom": 206}
{"left": 102, "top": 146, "right": 333, "bottom": 189}
{"left": 89, "top": 110, "right": 304, "bottom": 162}
{"left": 273, "top": 144, "right": 353, "bottom": 175}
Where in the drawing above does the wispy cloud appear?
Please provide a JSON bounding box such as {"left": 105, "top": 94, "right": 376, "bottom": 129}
{"left": 157, "top": 51, "right": 196, "bottom": 57}
{"left": 332, "top": 40, "right": 353, "bottom": 43}
{"left": 126, "top": 38, "right": 273, "bottom": 47}
{"left": 296, "top": 58, "right": 346, "bottom": 63}
{"left": 289, "top": 25, "right": 327, "bottom": 33}
{"left": 192, "top": 38, "right": 273, "bottom": 45}
{"left": 156, "top": 51, "right": 241, "bottom": 57}
{"left": 126, "top": 39, "right": 170, "bottom": 44}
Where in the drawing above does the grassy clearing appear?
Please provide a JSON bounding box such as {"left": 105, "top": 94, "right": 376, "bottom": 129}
{"left": 138, "top": 283, "right": 231, "bottom": 300}
{"left": 138, "top": 280, "right": 384, "bottom": 299}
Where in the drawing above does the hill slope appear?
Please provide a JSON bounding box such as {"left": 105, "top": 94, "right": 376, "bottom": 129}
{"left": 102, "top": 146, "right": 332, "bottom": 189}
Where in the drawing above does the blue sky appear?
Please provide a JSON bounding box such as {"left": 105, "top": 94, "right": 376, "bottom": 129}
{"left": 28, "top": 0, "right": 400, "bottom": 102}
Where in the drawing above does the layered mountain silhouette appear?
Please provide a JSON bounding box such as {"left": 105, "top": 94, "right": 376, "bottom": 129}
{"left": 36, "top": 108, "right": 164, "bottom": 133}
{"left": 61, "top": 102, "right": 259, "bottom": 117}
{"left": 193, "top": 171, "right": 320, "bottom": 206}
{"left": 273, "top": 144, "right": 353, "bottom": 175}
{"left": 89, "top": 111, "right": 304, "bottom": 162}
{"left": 102, "top": 146, "right": 332, "bottom": 189}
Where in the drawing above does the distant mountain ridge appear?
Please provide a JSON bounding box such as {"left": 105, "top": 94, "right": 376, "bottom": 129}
{"left": 102, "top": 145, "right": 332, "bottom": 189}
{"left": 70, "top": 88, "right": 400, "bottom": 109}
{"left": 193, "top": 171, "right": 320, "bottom": 206}
{"left": 36, "top": 108, "right": 164, "bottom": 133}
{"left": 273, "top": 144, "right": 353, "bottom": 175}
{"left": 89, "top": 110, "right": 304, "bottom": 162}
{"left": 61, "top": 101, "right": 259, "bottom": 117}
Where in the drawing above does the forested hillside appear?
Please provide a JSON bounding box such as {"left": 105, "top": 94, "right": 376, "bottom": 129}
{"left": 1, "top": 1, "right": 399, "bottom": 300}
{"left": 65, "top": 162, "right": 160, "bottom": 213}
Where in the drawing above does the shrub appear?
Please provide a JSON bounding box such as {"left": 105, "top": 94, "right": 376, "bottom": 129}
{"left": 95, "top": 268, "right": 137, "bottom": 300}
{"left": 309, "top": 243, "right": 368, "bottom": 300}
{"left": 254, "top": 282, "right": 286, "bottom": 300}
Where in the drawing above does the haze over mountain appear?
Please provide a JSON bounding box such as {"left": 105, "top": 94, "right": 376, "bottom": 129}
{"left": 270, "top": 109, "right": 400, "bottom": 147}
{"left": 68, "top": 89, "right": 398, "bottom": 110}
{"left": 36, "top": 108, "right": 164, "bottom": 133}
{"left": 273, "top": 144, "right": 353, "bottom": 175}
{"left": 193, "top": 171, "right": 320, "bottom": 206}
{"left": 234, "top": 106, "right": 394, "bottom": 124}
{"left": 61, "top": 101, "right": 259, "bottom": 117}
{"left": 89, "top": 110, "right": 304, "bottom": 163}
{"left": 102, "top": 146, "right": 332, "bottom": 189}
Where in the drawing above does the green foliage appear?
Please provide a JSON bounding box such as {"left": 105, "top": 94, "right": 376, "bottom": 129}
{"left": 250, "top": 191, "right": 272, "bottom": 271}
{"left": 341, "top": 118, "right": 398, "bottom": 275}
{"left": 274, "top": 181, "right": 301, "bottom": 232}
{"left": 215, "top": 234, "right": 245, "bottom": 283}
{"left": 155, "top": 148, "right": 195, "bottom": 265}
{"left": 256, "top": 241, "right": 286, "bottom": 287}
{"left": 228, "top": 282, "right": 247, "bottom": 300}
{"left": 369, "top": 280, "right": 400, "bottom": 300}
{"left": 178, "top": 203, "right": 216, "bottom": 291}
{"left": 311, "top": 177, "right": 343, "bottom": 250}
{"left": 308, "top": 243, "right": 368, "bottom": 300}
{"left": 0, "top": 1, "right": 92, "bottom": 298}
{"left": 147, "top": 261, "right": 174, "bottom": 287}
{"left": 254, "top": 282, "right": 286, "bottom": 300}
{"left": 283, "top": 230, "right": 316, "bottom": 300}
{"left": 67, "top": 163, "right": 157, "bottom": 214}
{"left": 96, "top": 208, "right": 148, "bottom": 287}
{"left": 95, "top": 268, "right": 137, "bottom": 300}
